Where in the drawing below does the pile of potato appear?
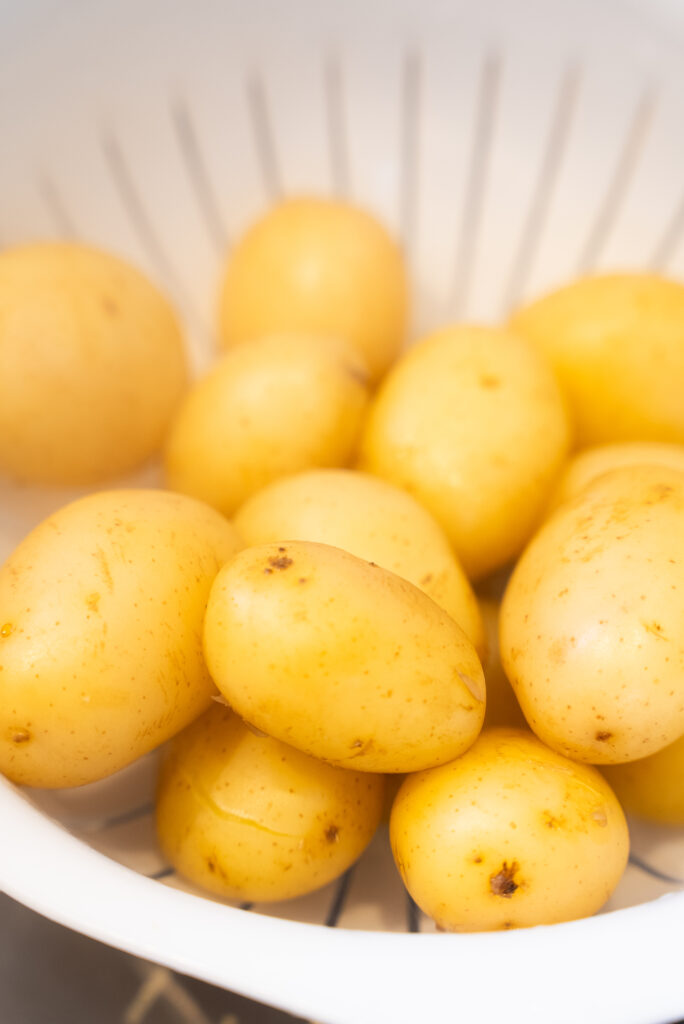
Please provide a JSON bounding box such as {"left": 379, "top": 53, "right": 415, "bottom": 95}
{"left": 0, "top": 195, "right": 683, "bottom": 932}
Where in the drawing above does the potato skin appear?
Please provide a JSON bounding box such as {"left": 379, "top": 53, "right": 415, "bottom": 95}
{"left": 510, "top": 273, "right": 684, "bottom": 446}
{"left": 164, "top": 334, "right": 369, "bottom": 517}
{"left": 156, "top": 706, "right": 385, "bottom": 902}
{"left": 500, "top": 465, "right": 684, "bottom": 764}
{"left": 358, "top": 325, "right": 570, "bottom": 580}
{"left": 390, "top": 728, "right": 629, "bottom": 931}
{"left": 603, "top": 735, "right": 684, "bottom": 825}
{"left": 547, "top": 441, "right": 684, "bottom": 514}
{"left": 218, "top": 196, "right": 408, "bottom": 382}
{"left": 234, "top": 468, "right": 485, "bottom": 657}
{"left": 203, "top": 540, "right": 485, "bottom": 773}
{"left": 0, "top": 490, "right": 241, "bottom": 788}
{"left": 0, "top": 242, "right": 187, "bottom": 485}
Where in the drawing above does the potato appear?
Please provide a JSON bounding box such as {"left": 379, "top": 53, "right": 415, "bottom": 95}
{"left": 547, "top": 441, "right": 684, "bottom": 513}
{"left": 358, "top": 325, "right": 570, "bottom": 580}
{"left": 479, "top": 599, "right": 526, "bottom": 730}
{"left": 234, "top": 469, "right": 485, "bottom": 657}
{"left": 204, "top": 540, "right": 485, "bottom": 773}
{"left": 0, "top": 242, "right": 187, "bottom": 485}
{"left": 156, "top": 705, "right": 385, "bottom": 902}
{"left": 218, "top": 197, "right": 408, "bottom": 382}
{"left": 603, "top": 735, "right": 684, "bottom": 825}
{"left": 390, "top": 728, "right": 629, "bottom": 931}
{"left": 500, "top": 465, "right": 684, "bottom": 764}
{"left": 510, "top": 273, "right": 684, "bottom": 446}
{"left": 164, "top": 334, "right": 369, "bottom": 517}
{"left": 0, "top": 490, "right": 241, "bottom": 788}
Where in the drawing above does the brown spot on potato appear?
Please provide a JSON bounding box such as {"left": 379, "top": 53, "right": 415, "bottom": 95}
{"left": 11, "top": 729, "right": 31, "bottom": 744}
{"left": 473, "top": 854, "right": 483, "bottom": 864}
{"left": 490, "top": 861, "right": 520, "bottom": 898}
{"left": 298, "top": 577, "right": 308, "bottom": 584}
{"left": 85, "top": 592, "right": 101, "bottom": 613}
{"left": 643, "top": 621, "right": 668, "bottom": 641}
{"left": 268, "top": 555, "right": 293, "bottom": 571}
{"left": 595, "top": 730, "right": 613, "bottom": 742}
{"left": 325, "top": 825, "right": 339, "bottom": 844}
{"left": 420, "top": 573, "right": 434, "bottom": 585}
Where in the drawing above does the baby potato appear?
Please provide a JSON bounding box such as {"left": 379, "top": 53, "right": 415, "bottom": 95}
{"left": 204, "top": 540, "right": 485, "bottom": 773}
{"left": 164, "top": 334, "right": 369, "bottom": 517}
{"left": 358, "top": 325, "right": 570, "bottom": 580}
{"left": 603, "top": 736, "right": 684, "bottom": 825}
{"left": 0, "top": 242, "right": 187, "bottom": 485}
{"left": 479, "top": 599, "right": 526, "bottom": 730}
{"left": 390, "top": 728, "right": 629, "bottom": 931}
{"left": 0, "top": 490, "right": 241, "bottom": 788}
{"left": 156, "top": 705, "right": 385, "bottom": 902}
{"left": 510, "top": 273, "right": 684, "bottom": 446}
{"left": 547, "top": 441, "right": 684, "bottom": 514}
{"left": 234, "top": 468, "right": 485, "bottom": 657}
{"left": 218, "top": 196, "right": 408, "bottom": 382}
{"left": 500, "top": 465, "right": 684, "bottom": 764}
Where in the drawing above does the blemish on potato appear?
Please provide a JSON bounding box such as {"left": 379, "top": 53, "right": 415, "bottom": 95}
{"left": 267, "top": 554, "right": 293, "bottom": 571}
{"left": 0, "top": 623, "right": 14, "bottom": 638}
{"left": 457, "top": 670, "right": 485, "bottom": 703}
{"left": 11, "top": 729, "right": 31, "bottom": 744}
{"left": 85, "top": 592, "right": 101, "bottom": 613}
{"left": 479, "top": 374, "right": 501, "bottom": 389}
{"left": 324, "top": 825, "right": 340, "bottom": 843}
{"left": 643, "top": 621, "right": 668, "bottom": 641}
{"left": 490, "top": 861, "right": 520, "bottom": 898}
{"left": 595, "top": 730, "right": 613, "bottom": 742}
{"left": 592, "top": 808, "right": 608, "bottom": 827}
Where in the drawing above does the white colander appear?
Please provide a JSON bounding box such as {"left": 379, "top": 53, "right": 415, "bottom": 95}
{"left": 2, "top": 1, "right": 684, "bottom": 1021}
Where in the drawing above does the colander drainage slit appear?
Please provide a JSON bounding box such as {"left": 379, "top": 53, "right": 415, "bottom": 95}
{"left": 170, "top": 96, "right": 230, "bottom": 254}
{"left": 628, "top": 853, "right": 684, "bottom": 887}
{"left": 399, "top": 49, "right": 422, "bottom": 259}
{"left": 325, "top": 865, "right": 355, "bottom": 927}
{"left": 406, "top": 891, "right": 421, "bottom": 933}
{"left": 101, "top": 130, "right": 209, "bottom": 338}
{"left": 649, "top": 187, "right": 684, "bottom": 270}
{"left": 239, "top": 900, "right": 253, "bottom": 911}
{"left": 246, "top": 70, "right": 282, "bottom": 201}
{"left": 148, "top": 865, "right": 175, "bottom": 881}
{"left": 37, "top": 171, "right": 78, "bottom": 239}
{"left": 499, "top": 63, "right": 580, "bottom": 315}
{"left": 324, "top": 51, "right": 350, "bottom": 198}
{"left": 575, "top": 85, "right": 657, "bottom": 274}
{"left": 449, "top": 49, "right": 501, "bottom": 321}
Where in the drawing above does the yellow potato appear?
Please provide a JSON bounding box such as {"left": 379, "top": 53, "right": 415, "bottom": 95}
{"left": 547, "top": 441, "right": 684, "bottom": 513}
{"left": 500, "top": 465, "right": 684, "bottom": 764}
{"left": 510, "top": 273, "right": 684, "bottom": 446}
{"left": 204, "top": 540, "right": 485, "bottom": 773}
{"left": 0, "top": 490, "right": 241, "bottom": 788}
{"left": 234, "top": 468, "right": 485, "bottom": 657}
{"left": 358, "top": 325, "right": 571, "bottom": 580}
{"left": 603, "top": 735, "right": 684, "bottom": 825}
{"left": 0, "top": 242, "right": 187, "bottom": 485}
{"left": 156, "top": 705, "right": 385, "bottom": 902}
{"left": 218, "top": 197, "right": 408, "bottom": 382}
{"left": 164, "top": 334, "right": 369, "bottom": 517}
{"left": 390, "top": 728, "right": 629, "bottom": 931}
{"left": 479, "top": 599, "right": 526, "bottom": 730}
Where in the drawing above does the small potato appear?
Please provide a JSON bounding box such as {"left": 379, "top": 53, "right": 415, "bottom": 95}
{"left": 390, "top": 728, "right": 629, "bottom": 931}
{"left": 510, "top": 273, "right": 684, "bottom": 446}
{"left": 204, "top": 541, "right": 485, "bottom": 773}
{"left": 164, "top": 334, "right": 369, "bottom": 517}
{"left": 603, "top": 736, "right": 684, "bottom": 825}
{"left": 0, "top": 490, "right": 241, "bottom": 788}
{"left": 479, "top": 599, "right": 526, "bottom": 730}
{"left": 358, "top": 325, "right": 570, "bottom": 580}
{"left": 218, "top": 197, "right": 408, "bottom": 382}
{"left": 234, "top": 469, "right": 485, "bottom": 657}
{"left": 500, "top": 465, "right": 684, "bottom": 764}
{"left": 156, "top": 705, "right": 385, "bottom": 902}
{"left": 0, "top": 242, "right": 187, "bottom": 485}
{"left": 547, "top": 441, "right": 684, "bottom": 514}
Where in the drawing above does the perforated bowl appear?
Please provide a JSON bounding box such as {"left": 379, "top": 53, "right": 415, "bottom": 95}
{"left": 2, "top": 1, "right": 684, "bottom": 1021}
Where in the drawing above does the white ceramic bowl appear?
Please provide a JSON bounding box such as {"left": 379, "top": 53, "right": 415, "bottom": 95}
{"left": 1, "top": 1, "right": 684, "bottom": 1021}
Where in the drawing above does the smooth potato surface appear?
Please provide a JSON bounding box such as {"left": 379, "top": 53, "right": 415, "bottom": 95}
{"left": 0, "top": 242, "right": 187, "bottom": 485}
{"left": 204, "top": 540, "right": 485, "bottom": 772}
{"left": 156, "top": 706, "right": 385, "bottom": 901}
{"left": 234, "top": 468, "right": 485, "bottom": 656}
{"left": 603, "top": 735, "right": 684, "bottom": 825}
{"left": 390, "top": 728, "right": 629, "bottom": 931}
{"left": 0, "top": 490, "right": 241, "bottom": 787}
{"left": 500, "top": 466, "right": 684, "bottom": 763}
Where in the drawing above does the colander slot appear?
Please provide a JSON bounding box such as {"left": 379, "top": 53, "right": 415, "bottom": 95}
{"left": 171, "top": 96, "right": 230, "bottom": 255}
{"left": 450, "top": 50, "right": 501, "bottom": 319}
{"left": 406, "top": 892, "right": 421, "bottom": 933}
{"left": 499, "top": 63, "right": 580, "bottom": 315}
{"left": 324, "top": 53, "right": 350, "bottom": 197}
{"left": 628, "top": 854, "right": 684, "bottom": 887}
{"left": 324, "top": 866, "right": 355, "bottom": 927}
{"left": 576, "top": 85, "right": 657, "bottom": 273}
{"left": 246, "top": 70, "right": 282, "bottom": 201}
{"left": 38, "top": 171, "right": 77, "bottom": 238}
{"left": 400, "top": 49, "right": 422, "bottom": 258}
